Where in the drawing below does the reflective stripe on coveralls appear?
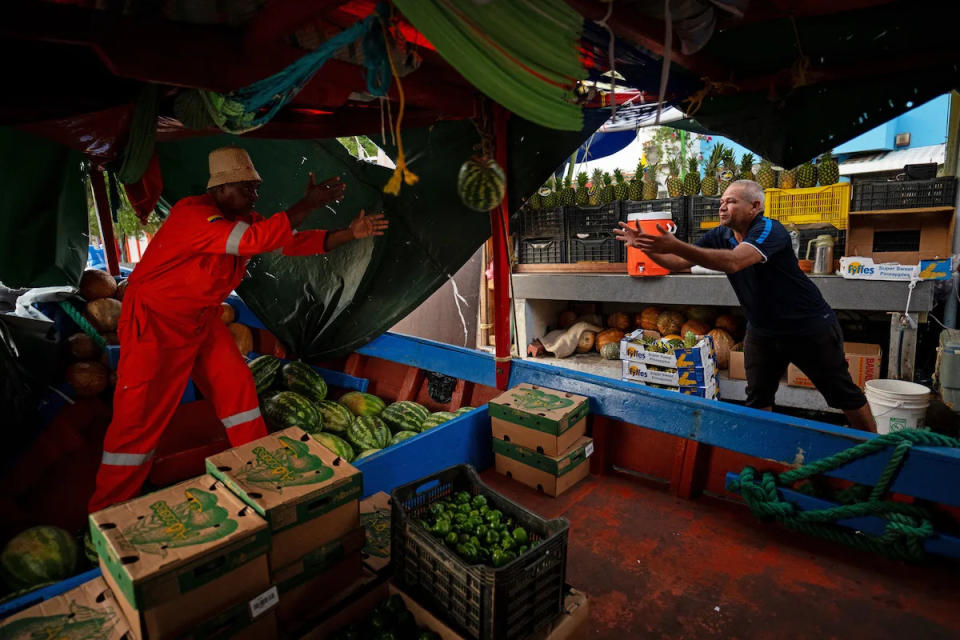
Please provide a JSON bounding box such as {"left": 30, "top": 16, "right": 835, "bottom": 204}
{"left": 225, "top": 221, "right": 250, "bottom": 255}
{"left": 101, "top": 449, "right": 155, "bottom": 466}
{"left": 221, "top": 407, "right": 261, "bottom": 429}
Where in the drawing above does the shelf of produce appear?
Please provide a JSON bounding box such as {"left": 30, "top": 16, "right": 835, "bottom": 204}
{"left": 521, "top": 353, "right": 840, "bottom": 414}
{"left": 512, "top": 273, "right": 935, "bottom": 312}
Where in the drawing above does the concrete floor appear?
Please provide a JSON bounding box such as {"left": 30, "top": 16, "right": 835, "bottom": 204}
{"left": 481, "top": 470, "right": 960, "bottom": 639}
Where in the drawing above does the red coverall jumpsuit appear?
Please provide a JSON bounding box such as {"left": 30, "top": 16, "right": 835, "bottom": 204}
{"left": 88, "top": 194, "right": 327, "bottom": 513}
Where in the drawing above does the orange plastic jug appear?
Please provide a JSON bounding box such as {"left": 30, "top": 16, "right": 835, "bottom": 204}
{"left": 626, "top": 212, "right": 677, "bottom": 277}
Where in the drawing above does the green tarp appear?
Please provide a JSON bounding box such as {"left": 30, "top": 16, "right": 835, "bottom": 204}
{"left": 0, "top": 128, "right": 88, "bottom": 288}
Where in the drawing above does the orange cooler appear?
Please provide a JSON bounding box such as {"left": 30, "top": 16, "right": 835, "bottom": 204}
{"left": 626, "top": 211, "right": 676, "bottom": 276}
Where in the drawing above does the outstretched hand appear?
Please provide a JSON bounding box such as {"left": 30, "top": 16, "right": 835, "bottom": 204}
{"left": 614, "top": 222, "right": 680, "bottom": 254}
{"left": 303, "top": 173, "right": 346, "bottom": 208}
{"left": 349, "top": 209, "right": 389, "bottom": 239}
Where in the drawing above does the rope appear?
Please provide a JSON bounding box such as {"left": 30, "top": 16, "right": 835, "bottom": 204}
{"left": 728, "top": 430, "right": 960, "bottom": 562}
{"left": 58, "top": 301, "right": 108, "bottom": 350}
{"left": 594, "top": 1, "right": 617, "bottom": 122}
{"left": 118, "top": 84, "right": 159, "bottom": 184}
{"left": 381, "top": 12, "right": 419, "bottom": 196}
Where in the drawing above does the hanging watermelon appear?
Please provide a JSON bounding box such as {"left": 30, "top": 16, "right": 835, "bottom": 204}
{"left": 457, "top": 156, "right": 506, "bottom": 212}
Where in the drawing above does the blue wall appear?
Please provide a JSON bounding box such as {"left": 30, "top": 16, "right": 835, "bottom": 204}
{"left": 696, "top": 93, "right": 951, "bottom": 168}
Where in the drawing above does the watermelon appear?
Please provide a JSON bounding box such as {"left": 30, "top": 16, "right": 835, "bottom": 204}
{"left": 354, "top": 449, "right": 382, "bottom": 462}
{"left": 314, "top": 400, "right": 354, "bottom": 433}
{"left": 347, "top": 416, "right": 391, "bottom": 450}
{"left": 454, "top": 406, "right": 475, "bottom": 416}
{"left": 263, "top": 391, "right": 323, "bottom": 433}
{"left": 421, "top": 411, "right": 456, "bottom": 431}
{"left": 248, "top": 355, "right": 282, "bottom": 395}
{"left": 381, "top": 401, "right": 429, "bottom": 433}
{"left": 281, "top": 361, "right": 328, "bottom": 403}
{"left": 312, "top": 433, "right": 356, "bottom": 462}
{"left": 340, "top": 392, "right": 386, "bottom": 417}
{"left": 390, "top": 430, "right": 418, "bottom": 446}
{"left": 458, "top": 156, "right": 506, "bottom": 212}
{"left": 1, "top": 526, "right": 78, "bottom": 590}
{"left": 83, "top": 532, "right": 97, "bottom": 565}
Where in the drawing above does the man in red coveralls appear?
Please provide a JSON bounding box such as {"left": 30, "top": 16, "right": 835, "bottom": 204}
{"left": 89, "top": 147, "right": 388, "bottom": 512}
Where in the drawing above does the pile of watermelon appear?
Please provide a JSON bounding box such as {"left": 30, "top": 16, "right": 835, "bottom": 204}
{"left": 248, "top": 356, "right": 474, "bottom": 463}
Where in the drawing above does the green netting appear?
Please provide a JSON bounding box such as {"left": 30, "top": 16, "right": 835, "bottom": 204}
{"left": 157, "top": 114, "right": 599, "bottom": 359}
{"left": 0, "top": 128, "right": 87, "bottom": 288}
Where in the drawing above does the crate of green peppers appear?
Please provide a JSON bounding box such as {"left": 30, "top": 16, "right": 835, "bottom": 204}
{"left": 390, "top": 464, "right": 569, "bottom": 640}
{"left": 329, "top": 592, "right": 440, "bottom": 640}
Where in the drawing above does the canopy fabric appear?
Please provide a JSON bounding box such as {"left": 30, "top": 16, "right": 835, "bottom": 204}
{"left": 0, "top": 128, "right": 87, "bottom": 288}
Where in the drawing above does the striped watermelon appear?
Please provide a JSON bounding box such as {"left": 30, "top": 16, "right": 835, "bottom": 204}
{"left": 454, "top": 406, "right": 475, "bottom": 416}
{"left": 347, "top": 416, "right": 391, "bottom": 450}
{"left": 390, "top": 430, "right": 418, "bottom": 446}
{"left": 263, "top": 391, "right": 322, "bottom": 433}
{"left": 354, "top": 449, "right": 382, "bottom": 462}
{"left": 248, "top": 355, "right": 282, "bottom": 395}
{"left": 312, "top": 433, "right": 356, "bottom": 462}
{"left": 281, "top": 361, "right": 328, "bottom": 403}
{"left": 421, "top": 411, "right": 456, "bottom": 431}
{"left": 458, "top": 156, "right": 506, "bottom": 212}
{"left": 315, "top": 400, "right": 354, "bottom": 433}
{"left": 339, "top": 392, "right": 386, "bottom": 417}
{"left": 1, "top": 526, "right": 77, "bottom": 589}
{"left": 381, "top": 401, "right": 429, "bottom": 433}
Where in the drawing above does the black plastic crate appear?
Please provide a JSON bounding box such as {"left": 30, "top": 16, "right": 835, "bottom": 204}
{"left": 688, "top": 196, "right": 722, "bottom": 235}
{"left": 567, "top": 202, "right": 622, "bottom": 236}
{"left": 518, "top": 236, "right": 565, "bottom": 264}
{"left": 851, "top": 177, "right": 958, "bottom": 211}
{"left": 391, "top": 465, "right": 569, "bottom": 640}
{"left": 520, "top": 206, "right": 567, "bottom": 238}
{"left": 568, "top": 235, "right": 622, "bottom": 263}
{"left": 622, "top": 197, "right": 689, "bottom": 243}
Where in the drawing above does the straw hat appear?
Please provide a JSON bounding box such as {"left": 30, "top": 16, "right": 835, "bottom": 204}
{"left": 207, "top": 147, "right": 262, "bottom": 188}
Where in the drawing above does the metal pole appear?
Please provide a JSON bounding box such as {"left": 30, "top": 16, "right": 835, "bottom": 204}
{"left": 943, "top": 92, "right": 960, "bottom": 327}
{"left": 679, "top": 129, "right": 687, "bottom": 179}
{"left": 89, "top": 169, "right": 121, "bottom": 276}
{"left": 491, "top": 105, "right": 513, "bottom": 390}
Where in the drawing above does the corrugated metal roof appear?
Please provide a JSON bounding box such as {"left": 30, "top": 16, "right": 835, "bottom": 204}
{"left": 839, "top": 144, "right": 945, "bottom": 176}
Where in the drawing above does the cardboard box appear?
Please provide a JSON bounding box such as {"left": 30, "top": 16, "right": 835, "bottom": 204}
{"left": 619, "top": 331, "right": 717, "bottom": 369}
{"left": 90, "top": 475, "right": 271, "bottom": 640}
{"left": 846, "top": 207, "right": 954, "bottom": 265}
{"left": 786, "top": 342, "right": 882, "bottom": 389}
{"left": 728, "top": 350, "right": 746, "bottom": 380}
{"left": 304, "top": 581, "right": 589, "bottom": 640}
{"left": 0, "top": 577, "right": 132, "bottom": 640}
{"left": 206, "top": 427, "right": 363, "bottom": 571}
{"left": 839, "top": 256, "right": 953, "bottom": 281}
{"left": 620, "top": 359, "right": 716, "bottom": 387}
{"left": 293, "top": 569, "right": 387, "bottom": 640}
{"left": 623, "top": 377, "right": 720, "bottom": 399}
{"left": 488, "top": 384, "right": 590, "bottom": 457}
{"left": 359, "top": 492, "right": 392, "bottom": 574}
{"left": 273, "top": 528, "right": 366, "bottom": 626}
{"left": 182, "top": 590, "right": 279, "bottom": 640}
{"left": 493, "top": 437, "right": 593, "bottom": 497}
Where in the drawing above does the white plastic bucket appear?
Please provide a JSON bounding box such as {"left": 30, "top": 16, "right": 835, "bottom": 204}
{"left": 864, "top": 379, "right": 931, "bottom": 434}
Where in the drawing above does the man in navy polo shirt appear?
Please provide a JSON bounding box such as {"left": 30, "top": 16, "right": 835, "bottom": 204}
{"left": 615, "top": 180, "right": 875, "bottom": 432}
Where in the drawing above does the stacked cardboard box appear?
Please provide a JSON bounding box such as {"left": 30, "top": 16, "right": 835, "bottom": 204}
{"left": 488, "top": 383, "right": 593, "bottom": 497}
{"left": 0, "top": 577, "right": 132, "bottom": 639}
{"left": 619, "top": 330, "right": 720, "bottom": 399}
{"left": 359, "top": 492, "right": 392, "bottom": 575}
{"left": 89, "top": 475, "right": 276, "bottom": 639}
{"left": 205, "top": 427, "right": 364, "bottom": 631}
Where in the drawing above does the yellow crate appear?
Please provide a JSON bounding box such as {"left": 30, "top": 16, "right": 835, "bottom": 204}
{"left": 765, "top": 182, "right": 851, "bottom": 230}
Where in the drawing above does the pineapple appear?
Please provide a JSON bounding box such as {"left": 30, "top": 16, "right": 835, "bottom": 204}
{"left": 628, "top": 165, "right": 643, "bottom": 201}
{"left": 739, "top": 153, "right": 756, "bottom": 181}
{"left": 600, "top": 172, "right": 615, "bottom": 205}
{"left": 666, "top": 159, "right": 683, "bottom": 197}
{"left": 613, "top": 168, "right": 629, "bottom": 201}
{"left": 589, "top": 168, "right": 603, "bottom": 205}
{"left": 778, "top": 167, "right": 797, "bottom": 189}
{"left": 682, "top": 157, "right": 701, "bottom": 196}
{"left": 575, "top": 171, "right": 590, "bottom": 206}
{"left": 797, "top": 160, "right": 817, "bottom": 188}
{"left": 700, "top": 144, "right": 726, "bottom": 197}
{"left": 542, "top": 176, "right": 558, "bottom": 209}
{"left": 718, "top": 151, "right": 737, "bottom": 194}
{"left": 642, "top": 165, "right": 659, "bottom": 200}
{"left": 755, "top": 158, "right": 776, "bottom": 189}
{"left": 527, "top": 189, "right": 541, "bottom": 210}
{"left": 817, "top": 151, "right": 839, "bottom": 185}
{"left": 560, "top": 174, "right": 576, "bottom": 206}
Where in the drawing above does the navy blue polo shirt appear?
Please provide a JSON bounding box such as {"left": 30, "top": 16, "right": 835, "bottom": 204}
{"left": 695, "top": 214, "right": 835, "bottom": 336}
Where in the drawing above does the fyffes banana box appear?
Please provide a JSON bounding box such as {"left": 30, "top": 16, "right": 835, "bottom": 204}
{"left": 206, "top": 427, "right": 362, "bottom": 571}
{"left": 89, "top": 475, "right": 271, "bottom": 640}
